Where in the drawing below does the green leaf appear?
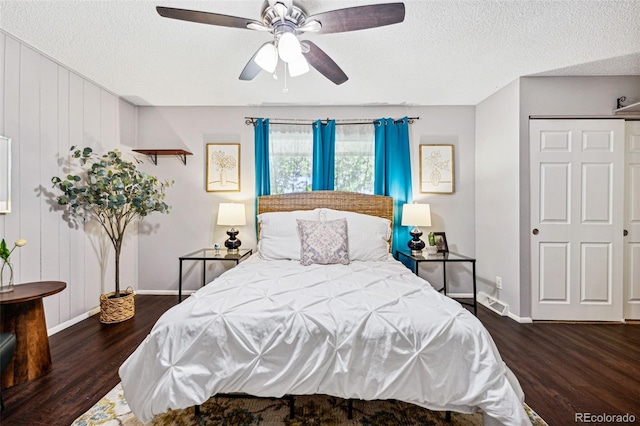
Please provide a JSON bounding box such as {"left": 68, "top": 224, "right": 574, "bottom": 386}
{"left": 50, "top": 146, "right": 172, "bottom": 293}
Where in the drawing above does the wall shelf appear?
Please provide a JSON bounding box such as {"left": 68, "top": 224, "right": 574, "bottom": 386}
{"left": 132, "top": 149, "right": 193, "bottom": 165}
{"left": 614, "top": 98, "right": 640, "bottom": 115}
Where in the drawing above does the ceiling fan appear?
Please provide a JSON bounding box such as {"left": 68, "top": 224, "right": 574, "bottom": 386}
{"left": 156, "top": 1, "right": 405, "bottom": 86}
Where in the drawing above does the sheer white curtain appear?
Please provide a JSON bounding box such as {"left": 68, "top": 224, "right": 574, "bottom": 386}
{"left": 269, "top": 124, "right": 313, "bottom": 194}
{"left": 269, "top": 122, "right": 375, "bottom": 194}
{"left": 334, "top": 123, "right": 375, "bottom": 194}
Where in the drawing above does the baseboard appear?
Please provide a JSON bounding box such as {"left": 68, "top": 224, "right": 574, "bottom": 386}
{"left": 507, "top": 312, "right": 533, "bottom": 324}
{"left": 135, "top": 289, "right": 195, "bottom": 296}
{"left": 46, "top": 291, "right": 197, "bottom": 336}
{"left": 46, "top": 290, "right": 530, "bottom": 336}
{"left": 48, "top": 306, "right": 100, "bottom": 336}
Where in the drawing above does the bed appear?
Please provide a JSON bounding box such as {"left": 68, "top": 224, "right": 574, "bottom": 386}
{"left": 119, "top": 191, "right": 531, "bottom": 426}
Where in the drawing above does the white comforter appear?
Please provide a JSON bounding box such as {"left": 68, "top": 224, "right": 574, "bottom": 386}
{"left": 119, "top": 254, "right": 531, "bottom": 425}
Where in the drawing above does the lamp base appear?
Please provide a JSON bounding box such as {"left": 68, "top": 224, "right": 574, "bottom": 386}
{"left": 225, "top": 228, "right": 241, "bottom": 253}
{"left": 408, "top": 227, "right": 426, "bottom": 254}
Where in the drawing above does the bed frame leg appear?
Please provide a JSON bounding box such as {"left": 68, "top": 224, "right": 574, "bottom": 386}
{"left": 288, "top": 395, "right": 295, "bottom": 419}
{"left": 348, "top": 399, "right": 353, "bottom": 419}
{"left": 195, "top": 404, "right": 201, "bottom": 418}
{"left": 445, "top": 410, "right": 451, "bottom": 422}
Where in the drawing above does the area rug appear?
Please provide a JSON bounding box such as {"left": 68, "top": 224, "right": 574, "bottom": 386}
{"left": 71, "top": 383, "right": 548, "bottom": 426}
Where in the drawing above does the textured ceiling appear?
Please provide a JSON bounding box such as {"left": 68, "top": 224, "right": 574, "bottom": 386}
{"left": 1, "top": 0, "right": 639, "bottom": 106}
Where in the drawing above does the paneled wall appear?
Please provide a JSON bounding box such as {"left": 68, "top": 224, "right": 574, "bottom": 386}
{"left": 0, "top": 32, "right": 138, "bottom": 332}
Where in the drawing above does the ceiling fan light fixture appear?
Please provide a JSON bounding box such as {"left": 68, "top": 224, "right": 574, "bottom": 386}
{"left": 278, "top": 32, "right": 302, "bottom": 63}
{"left": 288, "top": 55, "right": 309, "bottom": 77}
{"left": 255, "top": 43, "right": 278, "bottom": 73}
{"left": 298, "top": 20, "right": 321, "bottom": 32}
{"left": 273, "top": 2, "right": 288, "bottom": 20}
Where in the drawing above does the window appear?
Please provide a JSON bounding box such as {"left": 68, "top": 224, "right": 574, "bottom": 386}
{"left": 268, "top": 123, "right": 375, "bottom": 194}
{"left": 334, "top": 124, "right": 375, "bottom": 194}
{"left": 269, "top": 124, "right": 313, "bottom": 194}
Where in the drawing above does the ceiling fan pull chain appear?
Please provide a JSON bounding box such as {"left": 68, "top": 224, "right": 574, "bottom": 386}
{"left": 283, "top": 63, "right": 289, "bottom": 93}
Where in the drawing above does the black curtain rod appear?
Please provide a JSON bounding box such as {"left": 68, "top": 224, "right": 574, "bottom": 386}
{"left": 244, "top": 117, "right": 419, "bottom": 126}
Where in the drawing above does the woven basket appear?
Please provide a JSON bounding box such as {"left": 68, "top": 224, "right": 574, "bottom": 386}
{"left": 100, "top": 287, "right": 135, "bottom": 324}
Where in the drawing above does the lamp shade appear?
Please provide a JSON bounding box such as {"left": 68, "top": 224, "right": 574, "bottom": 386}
{"left": 401, "top": 203, "right": 432, "bottom": 227}
{"left": 217, "top": 203, "right": 246, "bottom": 226}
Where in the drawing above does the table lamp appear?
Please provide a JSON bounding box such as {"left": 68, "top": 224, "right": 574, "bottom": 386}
{"left": 401, "top": 203, "right": 432, "bottom": 255}
{"left": 217, "top": 203, "right": 247, "bottom": 253}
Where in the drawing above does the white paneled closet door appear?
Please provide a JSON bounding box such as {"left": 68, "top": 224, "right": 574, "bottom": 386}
{"left": 530, "top": 119, "right": 625, "bottom": 321}
{"left": 625, "top": 121, "right": 640, "bottom": 320}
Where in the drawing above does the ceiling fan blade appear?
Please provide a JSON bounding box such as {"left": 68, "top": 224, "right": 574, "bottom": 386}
{"left": 156, "top": 6, "right": 260, "bottom": 29}
{"left": 307, "top": 2, "right": 405, "bottom": 34}
{"left": 239, "top": 44, "right": 270, "bottom": 81}
{"left": 301, "top": 41, "right": 348, "bottom": 85}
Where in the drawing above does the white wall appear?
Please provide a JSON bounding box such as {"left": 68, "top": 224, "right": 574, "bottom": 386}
{"left": 518, "top": 76, "right": 640, "bottom": 317}
{"left": 475, "top": 79, "right": 521, "bottom": 313}
{"left": 0, "top": 31, "right": 138, "bottom": 331}
{"left": 476, "top": 75, "right": 640, "bottom": 319}
{"left": 136, "top": 105, "right": 477, "bottom": 295}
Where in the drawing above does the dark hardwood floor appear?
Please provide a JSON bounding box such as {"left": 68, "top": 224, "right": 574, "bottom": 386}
{"left": 0, "top": 295, "right": 176, "bottom": 426}
{"left": 1, "top": 295, "right": 639, "bottom": 425}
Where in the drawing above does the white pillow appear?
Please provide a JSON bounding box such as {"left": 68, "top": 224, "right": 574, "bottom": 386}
{"left": 319, "top": 208, "right": 391, "bottom": 261}
{"left": 297, "top": 219, "right": 350, "bottom": 266}
{"left": 257, "top": 209, "right": 321, "bottom": 260}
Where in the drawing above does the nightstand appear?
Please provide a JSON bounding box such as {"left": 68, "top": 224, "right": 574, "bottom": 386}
{"left": 178, "top": 248, "right": 252, "bottom": 302}
{"left": 396, "top": 250, "right": 477, "bottom": 316}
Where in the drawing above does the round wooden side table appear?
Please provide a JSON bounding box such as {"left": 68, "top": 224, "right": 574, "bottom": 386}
{"left": 0, "top": 281, "right": 66, "bottom": 388}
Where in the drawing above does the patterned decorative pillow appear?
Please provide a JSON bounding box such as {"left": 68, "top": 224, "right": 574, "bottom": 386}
{"left": 297, "top": 219, "right": 350, "bottom": 266}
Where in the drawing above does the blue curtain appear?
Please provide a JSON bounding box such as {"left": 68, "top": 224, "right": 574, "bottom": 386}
{"left": 254, "top": 118, "right": 270, "bottom": 235}
{"left": 312, "top": 119, "right": 336, "bottom": 190}
{"left": 254, "top": 118, "right": 270, "bottom": 197}
{"left": 374, "top": 117, "right": 413, "bottom": 256}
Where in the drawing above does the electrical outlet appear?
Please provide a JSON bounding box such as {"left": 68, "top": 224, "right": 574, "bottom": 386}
{"left": 496, "top": 276, "right": 503, "bottom": 290}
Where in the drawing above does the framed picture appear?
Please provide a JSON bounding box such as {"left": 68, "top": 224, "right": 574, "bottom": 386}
{"left": 0, "top": 136, "right": 11, "bottom": 213}
{"left": 206, "top": 143, "right": 240, "bottom": 192}
{"left": 433, "top": 232, "right": 449, "bottom": 253}
{"left": 420, "top": 144, "right": 454, "bottom": 193}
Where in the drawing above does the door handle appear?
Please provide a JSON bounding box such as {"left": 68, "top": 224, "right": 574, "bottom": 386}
{"left": 624, "top": 230, "right": 629, "bottom": 237}
{"left": 532, "top": 229, "right": 539, "bottom": 235}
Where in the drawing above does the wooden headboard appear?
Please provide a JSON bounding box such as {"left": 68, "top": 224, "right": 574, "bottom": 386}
{"left": 257, "top": 191, "right": 394, "bottom": 247}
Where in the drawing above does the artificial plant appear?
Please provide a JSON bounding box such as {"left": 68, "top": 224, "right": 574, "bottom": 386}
{"left": 52, "top": 147, "right": 171, "bottom": 298}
